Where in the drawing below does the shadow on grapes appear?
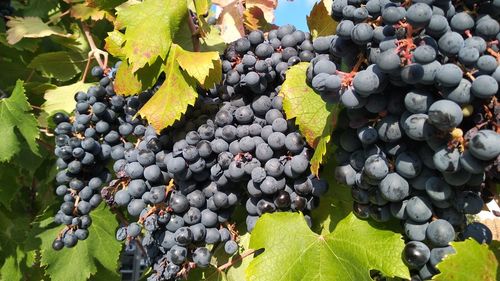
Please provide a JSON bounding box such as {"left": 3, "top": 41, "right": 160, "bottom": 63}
{"left": 311, "top": 149, "right": 403, "bottom": 235}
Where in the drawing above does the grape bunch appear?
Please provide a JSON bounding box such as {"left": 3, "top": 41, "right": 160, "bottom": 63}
{"left": 211, "top": 25, "right": 315, "bottom": 101}
{"left": 50, "top": 24, "right": 330, "bottom": 281}
{"left": 51, "top": 63, "right": 137, "bottom": 249}
{"left": 304, "top": 0, "right": 500, "bottom": 279}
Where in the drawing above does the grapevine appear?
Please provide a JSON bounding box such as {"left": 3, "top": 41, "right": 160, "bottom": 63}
{"left": 0, "top": 1, "right": 498, "bottom": 281}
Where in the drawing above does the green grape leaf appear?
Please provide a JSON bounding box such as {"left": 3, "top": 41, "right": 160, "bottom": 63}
{"left": 307, "top": 0, "right": 338, "bottom": 39}
{"left": 173, "top": 17, "right": 226, "bottom": 53}
{"left": 0, "top": 246, "right": 25, "bottom": 281}
{"left": 247, "top": 212, "right": 410, "bottom": 281}
{"left": 0, "top": 80, "right": 39, "bottom": 162}
{"left": 42, "top": 81, "right": 94, "bottom": 115}
{"left": 176, "top": 46, "right": 222, "bottom": 89}
{"left": 311, "top": 155, "right": 353, "bottom": 235}
{"left": 6, "top": 17, "right": 69, "bottom": 45}
{"left": 116, "top": 0, "right": 187, "bottom": 72}
{"left": 187, "top": 233, "right": 252, "bottom": 281}
{"left": 434, "top": 239, "right": 498, "bottom": 281}
{"left": 0, "top": 164, "right": 21, "bottom": 209}
{"left": 0, "top": 34, "right": 39, "bottom": 52}
{"left": 137, "top": 45, "right": 198, "bottom": 132}
{"left": 104, "top": 30, "right": 126, "bottom": 58}
{"left": 280, "top": 63, "right": 339, "bottom": 176}
{"left": 39, "top": 205, "right": 121, "bottom": 281}
{"left": 28, "top": 51, "right": 87, "bottom": 82}
{"left": 200, "top": 25, "right": 226, "bottom": 53}
{"left": 14, "top": 0, "right": 60, "bottom": 19}
{"left": 225, "top": 233, "right": 253, "bottom": 281}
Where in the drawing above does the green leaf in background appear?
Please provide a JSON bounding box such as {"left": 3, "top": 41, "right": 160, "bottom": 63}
{"left": 0, "top": 164, "right": 21, "bottom": 209}
{"left": 137, "top": 45, "right": 198, "bottom": 132}
{"left": 39, "top": 205, "right": 122, "bottom": 281}
{"left": 42, "top": 81, "right": 94, "bottom": 115}
{"left": 0, "top": 80, "right": 39, "bottom": 162}
{"left": 280, "top": 63, "right": 339, "bottom": 176}
{"left": 0, "top": 246, "right": 25, "bottom": 280}
{"left": 175, "top": 46, "right": 222, "bottom": 89}
{"left": 12, "top": 0, "right": 60, "bottom": 19}
{"left": 6, "top": 17, "right": 69, "bottom": 45}
{"left": 115, "top": 0, "right": 187, "bottom": 72}
{"left": 246, "top": 212, "right": 410, "bottom": 281}
{"left": 434, "top": 239, "right": 498, "bottom": 281}
{"left": 28, "top": 51, "right": 87, "bottom": 82}
{"left": 306, "top": 0, "right": 338, "bottom": 39}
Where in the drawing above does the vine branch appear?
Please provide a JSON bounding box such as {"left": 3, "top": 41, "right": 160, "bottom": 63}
{"left": 187, "top": 11, "right": 201, "bottom": 52}
{"left": 80, "top": 23, "right": 109, "bottom": 82}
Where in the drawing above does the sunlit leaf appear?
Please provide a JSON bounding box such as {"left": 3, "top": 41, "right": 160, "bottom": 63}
{"left": 116, "top": 0, "right": 187, "bottom": 72}
{"left": 6, "top": 17, "right": 69, "bottom": 45}
{"left": 307, "top": 0, "right": 338, "bottom": 39}
{"left": 42, "top": 81, "right": 94, "bottom": 115}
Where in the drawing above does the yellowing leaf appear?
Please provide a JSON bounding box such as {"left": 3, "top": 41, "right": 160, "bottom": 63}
{"left": 43, "top": 81, "right": 94, "bottom": 115}
{"left": 116, "top": 0, "right": 187, "bottom": 72}
{"left": 6, "top": 17, "right": 69, "bottom": 45}
{"left": 307, "top": 0, "right": 338, "bottom": 39}
{"left": 213, "top": 0, "right": 245, "bottom": 43}
{"left": 434, "top": 239, "right": 498, "bottom": 281}
{"left": 70, "top": 3, "right": 110, "bottom": 21}
{"left": 280, "top": 63, "right": 339, "bottom": 176}
{"left": 0, "top": 80, "right": 39, "bottom": 162}
{"left": 323, "top": 0, "right": 333, "bottom": 14}
{"left": 138, "top": 46, "right": 198, "bottom": 132}
{"left": 200, "top": 25, "right": 226, "bottom": 53}
{"left": 113, "top": 60, "right": 142, "bottom": 96}
{"left": 28, "top": 51, "right": 87, "bottom": 82}
{"left": 243, "top": 6, "right": 278, "bottom": 32}
{"left": 175, "top": 45, "right": 222, "bottom": 89}
{"left": 246, "top": 0, "right": 277, "bottom": 23}
{"left": 104, "top": 30, "right": 126, "bottom": 58}
{"left": 247, "top": 213, "right": 410, "bottom": 281}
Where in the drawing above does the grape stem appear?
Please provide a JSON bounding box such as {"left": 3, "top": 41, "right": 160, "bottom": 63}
{"left": 395, "top": 22, "right": 416, "bottom": 65}
{"left": 217, "top": 249, "right": 257, "bottom": 271}
{"left": 80, "top": 23, "right": 109, "bottom": 82}
{"left": 187, "top": 10, "right": 201, "bottom": 52}
{"left": 337, "top": 54, "right": 365, "bottom": 88}
{"left": 486, "top": 48, "right": 500, "bottom": 62}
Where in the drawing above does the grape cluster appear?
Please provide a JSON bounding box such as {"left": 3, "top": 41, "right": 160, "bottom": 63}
{"left": 51, "top": 24, "right": 330, "bottom": 281}
{"left": 211, "top": 25, "right": 315, "bottom": 101}
{"left": 52, "top": 63, "right": 133, "bottom": 249}
{"left": 310, "top": 0, "right": 500, "bottom": 279}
